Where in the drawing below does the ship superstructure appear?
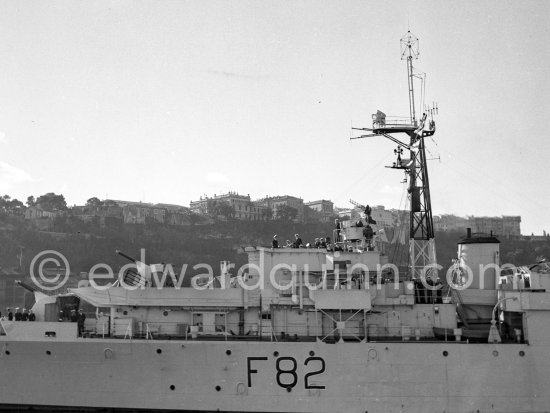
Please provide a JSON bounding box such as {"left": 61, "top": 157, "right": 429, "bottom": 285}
{"left": 1, "top": 31, "right": 550, "bottom": 413}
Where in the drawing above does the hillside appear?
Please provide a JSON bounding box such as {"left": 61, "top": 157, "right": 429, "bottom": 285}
{"left": 2, "top": 214, "right": 549, "bottom": 282}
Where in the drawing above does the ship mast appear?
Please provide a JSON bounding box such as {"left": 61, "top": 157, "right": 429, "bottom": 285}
{"left": 401, "top": 30, "right": 419, "bottom": 125}
{"left": 352, "top": 31, "right": 437, "bottom": 281}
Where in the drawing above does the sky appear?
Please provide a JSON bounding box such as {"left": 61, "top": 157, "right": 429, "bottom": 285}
{"left": 0, "top": 1, "right": 548, "bottom": 235}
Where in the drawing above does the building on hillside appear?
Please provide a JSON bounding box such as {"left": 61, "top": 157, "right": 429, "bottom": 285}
{"left": 189, "top": 198, "right": 209, "bottom": 215}
{"left": 432, "top": 214, "right": 521, "bottom": 237}
{"left": 433, "top": 214, "right": 469, "bottom": 232}
{"left": 190, "top": 192, "right": 270, "bottom": 221}
{"left": 71, "top": 205, "right": 123, "bottom": 225}
{"left": 255, "top": 195, "right": 305, "bottom": 223}
{"left": 155, "top": 203, "right": 192, "bottom": 226}
{"left": 24, "top": 206, "right": 56, "bottom": 220}
{"left": 502, "top": 216, "right": 521, "bottom": 237}
{"left": 305, "top": 200, "right": 334, "bottom": 222}
{"left": 24, "top": 206, "right": 56, "bottom": 231}
{"left": 123, "top": 205, "right": 165, "bottom": 224}
{"left": 106, "top": 200, "right": 166, "bottom": 224}
{"left": 471, "top": 215, "right": 521, "bottom": 237}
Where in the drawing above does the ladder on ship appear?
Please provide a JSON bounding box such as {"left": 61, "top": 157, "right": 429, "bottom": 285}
{"left": 450, "top": 288, "right": 470, "bottom": 328}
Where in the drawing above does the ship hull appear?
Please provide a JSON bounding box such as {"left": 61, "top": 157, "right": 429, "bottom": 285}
{"left": 0, "top": 338, "right": 547, "bottom": 413}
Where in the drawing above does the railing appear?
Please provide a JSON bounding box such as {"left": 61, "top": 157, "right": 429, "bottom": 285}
{"left": 372, "top": 114, "right": 416, "bottom": 129}
{"left": 13, "top": 317, "right": 518, "bottom": 344}
{"left": 77, "top": 320, "right": 487, "bottom": 343}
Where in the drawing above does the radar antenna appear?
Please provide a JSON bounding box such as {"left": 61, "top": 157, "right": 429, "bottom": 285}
{"left": 352, "top": 31, "right": 438, "bottom": 281}
{"left": 400, "top": 30, "right": 419, "bottom": 124}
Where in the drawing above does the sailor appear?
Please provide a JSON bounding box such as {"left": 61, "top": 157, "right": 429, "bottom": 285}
{"left": 314, "top": 238, "right": 321, "bottom": 248}
{"left": 355, "top": 218, "right": 364, "bottom": 227}
{"left": 320, "top": 237, "right": 327, "bottom": 248}
{"left": 21, "top": 308, "right": 29, "bottom": 321}
{"left": 272, "top": 234, "right": 279, "bottom": 249}
{"left": 334, "top": 219, "right": 341, "bottom": 242}
{"left": 70, "top": 309, "right": 78, "bottom": 322}
{"left": 363, "top": 224, "right": 374, "bottom": 249}
{"left": 294, "top": 234, "right": 303, "bottom": 248}
{"left": 7, "top": 308, "right": 13, "bottom": 321}
{"left": 59, "top": 310, "right": 65, "bottom": 322}
{"left": 14, "top": 308, "right": 22, "bottom": 321}
{"left": 77, "top": 309, "right": 86, "bottom": 336}
{"left": 28, "top": 309, "right": 36, "bottom": 322}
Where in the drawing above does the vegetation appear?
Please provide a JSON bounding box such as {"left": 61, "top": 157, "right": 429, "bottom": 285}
{"left": 0, "top": 195, "right": 25, "bottom": 215}
{"left": 275, "top": 205, "right": 298, "bottom": 221}
{"left": 1, "top": 191, "right": 549, "bottom": 280}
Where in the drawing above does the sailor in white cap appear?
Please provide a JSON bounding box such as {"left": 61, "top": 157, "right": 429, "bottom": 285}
{"left": 272, "top": 234, "right": 279, "bottom": 249}
{"left": 14, "top": 307, "right": 22, "bottom": 321}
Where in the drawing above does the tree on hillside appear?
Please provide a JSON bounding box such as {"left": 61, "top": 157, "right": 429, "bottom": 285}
{"left": 275, "top": 205, "right": 298, "bottom": 221}
{"left": 86, "top": 197, "right": 104, "bottom": 207}
{"left": 26, "top": 195, "right": 35, "bottom": 207}
{"left": 36, "top": 192, "right": 67, "bottom": 212}
{"left": 8, "top": 198, "right": 25, "bottom": 214}
{"left": 262, "top": 207, "right": 273, "bottom": 220}
{"left": 214, "top": 202, "right": 235, "bottom": 220}
{"left": 0, "top": 195, "right": 25, "bottom": 214}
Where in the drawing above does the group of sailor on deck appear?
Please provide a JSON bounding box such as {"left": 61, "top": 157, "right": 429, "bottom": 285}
{"left": 1, "top": 307, "right": 35, "bottom": 321}
{"left": 270, "top": 216, "right": 375, "bottom": 252}
{"left": 271, "top": 233, "right": 333, "bottom": 250}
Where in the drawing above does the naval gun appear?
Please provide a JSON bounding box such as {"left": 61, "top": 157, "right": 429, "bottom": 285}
{"left": 115, "top": 250, "right": 168, "bottom": 288}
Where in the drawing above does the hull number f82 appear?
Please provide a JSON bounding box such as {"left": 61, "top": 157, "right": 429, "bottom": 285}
{"left": 247, "top": 356, "right": 326, "bottom": 389}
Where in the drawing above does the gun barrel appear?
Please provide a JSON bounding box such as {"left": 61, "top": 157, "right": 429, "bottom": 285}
{"left": 115, "top": 250, "right": 137, "bottom": 263}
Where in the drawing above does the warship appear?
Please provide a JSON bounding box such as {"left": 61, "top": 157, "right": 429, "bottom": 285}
{"left": 1, "top": 32, "right": 550, "bottom": 413}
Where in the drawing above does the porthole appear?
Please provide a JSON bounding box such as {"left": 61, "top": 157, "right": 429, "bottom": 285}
{"left": 519, "top": 350, "right": 525, "bottom": 357}
{"left": 442, "top": 351, "right": 448, "bottom": 357}
{"left": 157, "top": 349, "right": 162, "bottom": 354}
{"left": 170, "top": 385, "right": 175, "bottom": 391}
{"left": 286, "top": 386, "right": 292, "bottom": 392}
{"left": 215, "top": 385, "right": 221, "bottom": 392}
{"left": 5, "top": 351, "right": 10, "bottom": 356}
{"left": 46, "top": 350, "right": 51, "bottom": 355}
{"left": 309, "top": 350, "right": 315, "bottom": 356}
{"left": 226, "top": 350, "right": 232, "bottom": 356}
{"left": 273, "top": 351, "right": 279, "bottom": 357}
{"left": 163, "top": 311, "right": 169, "bottom": 316}
{"left": 492, "top": 350, "right": 499, "bottom": 357}
{"left": 123, "top": 310, "right": 128, "bottom": 316}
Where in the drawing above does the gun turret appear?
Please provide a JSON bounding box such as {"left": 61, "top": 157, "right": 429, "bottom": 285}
{"left": 115, "top": 249, "right": 164, "bottom": 288}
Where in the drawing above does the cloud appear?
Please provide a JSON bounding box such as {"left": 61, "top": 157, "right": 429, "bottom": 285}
{"left": 0, "top": 161, "right": 33, "bottom": 192}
